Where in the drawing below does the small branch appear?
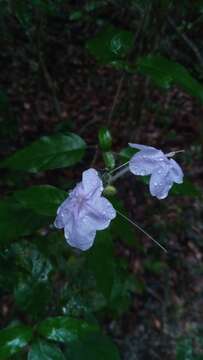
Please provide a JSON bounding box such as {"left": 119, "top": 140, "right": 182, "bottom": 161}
{"left": 107, "top": 74, "right": 125, "bottom": 126}
{"left": 37, "top": 13, "right": 61, "bottom": 118}
{"left": 110, "top": 165, "right": 130, "bottom": 183}
{"left": 92, "top": 73, "right": 125, "bottom": 167}
{"left": 79, "top": 116, "right": 99, "bottom": 135}
{"left": 167, "top": 16, "right": 203, "bottom": 68}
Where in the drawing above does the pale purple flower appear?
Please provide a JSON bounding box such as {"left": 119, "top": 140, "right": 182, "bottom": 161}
{"left": 129, "top": 143, "right": 184, "bottom": 199}
{"left": 54, "top": 168, "right": 116, "bottom": 250}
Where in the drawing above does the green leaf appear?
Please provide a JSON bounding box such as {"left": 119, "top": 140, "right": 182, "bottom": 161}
{"left": 28, "top": 340, "right": 65, "bottom": 360}
{"left": 69, "top": 10, "right": 84, "bottom": 21}
{"left": 66, "top": 333, "right": 120, "bottom": 360}
{"left": 13, "top": 185, "right": 67, "bottom": 216}
{"left": 10, "top": 242, "right": 53, "bottom": 281}
{"left": 87, "top": 230, "right": 115, "bottom": 300}
{"left": 171, "top": 180, "right": 201, "bottom": 197}
{"left": 110, "top": 197, "right": 138, "bottom": 248}
{"left": 119, "top": 146, "right": 138, "bottom": 161}
{"left": 86, "top": 25, "right": 134, "bottom": 65}
{"left": 176, "top": 337, "right": 193, "bottom": 360}
{"left": 0, "top": 133, "right": 86, "bottom": 172}
{"left": 0, "top": 200, "right": 45, "bottom": 244}
{"left": 11, "top": 243, "right": 53, "bottom": 316}
{"left": 138, "top": 55, "right": 203, "bottom": 103}
{"left": 15, "top": 280, "right": 52, "bottom": 317}
{"left": 37, "top": 316, "right": 99, "bottom": 343}
{"left": 0, "top": 325, "right": 32, "bottom": 359}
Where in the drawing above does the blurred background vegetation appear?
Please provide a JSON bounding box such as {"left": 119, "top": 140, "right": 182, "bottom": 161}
{"left": 0, "top": 0, "right": 203, "bottom": 359}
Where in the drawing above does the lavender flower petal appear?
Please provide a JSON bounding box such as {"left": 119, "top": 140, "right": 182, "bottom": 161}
{"left": 82, "top": 168, "right": 103, "bottom": 197}
{"left": 149, "top": 166, "right": 173, "bottom": 199}
{"left": 129, "top": 148, "right": 165, "bottom": 176}
{"left": 169, "top": 158, "right": 184, "bottom": 184}
{"left": 54, "top": 168, "right": 116, "bottom": 251}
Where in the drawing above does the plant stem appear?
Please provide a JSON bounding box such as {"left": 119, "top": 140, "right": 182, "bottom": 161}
{"left": 110, "top": 165, "right": 130, "bottom": 183}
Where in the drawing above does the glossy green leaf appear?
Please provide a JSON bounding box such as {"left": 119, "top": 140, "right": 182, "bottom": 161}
{"left": 10, "top": 242, "right": 53, "bottom": 281}
{"left": 0, "top": 200, "right": 45, "bottom": 244}
{"left": 66, "top": 333, "right": 120, "bottom": 360}
{"left": 0, "top": 133, "right": 86, "bottom": 172}
{"left": 13, "top": 185, "right": 67, "bottom": 216}
{"left": 0, "top": 325, "right": 32, "bottom": 359}
{"left": 86, "top": 25, "right": 134, "bottom": 64}
{"left": 37, "top": 316, "right": 99, "bottom": 343}
{"left": 87, "top": 230, "right": 115, "bottom": 299}
{"left": 138, "top": 55, "right": 203, "bottom": 102}
{"left": 28, "top": 340, "right": 65, "bottom": 360}
{"left": 13, "top": 243, "right": 53, "bottom": 316}
{"left": 98, "top": 127, "right": 112, "bottom": 151}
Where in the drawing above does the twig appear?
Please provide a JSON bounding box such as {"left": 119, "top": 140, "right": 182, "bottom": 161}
{"left": 91, "top": 74, "right": 125, "bottom": 166}
{"left": 39, "top": 53, "right": 61, "bottom": 117}
{"left": 79, "top": 116, "right": 99, "bottom": 135}
{"left": 107, "top": 75, "right": 125, "bottom": 126}
{"left": 37, "top": 13, "right": 61, "bottom": 118}
{"left": 167, "top": 16, "right": 203, "bottom": 67}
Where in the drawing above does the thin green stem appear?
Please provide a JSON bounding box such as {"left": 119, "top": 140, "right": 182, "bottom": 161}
{"left": 109, "top": 161, "right": 130, "bottom": 175}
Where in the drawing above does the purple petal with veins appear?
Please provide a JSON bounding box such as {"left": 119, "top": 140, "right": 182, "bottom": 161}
{"left": 54, "top": 168, "right": 116, "bottom": 250}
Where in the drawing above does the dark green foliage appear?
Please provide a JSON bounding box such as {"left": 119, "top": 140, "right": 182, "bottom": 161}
{"left": 86, "top": 24, "right": 134, "bottom": 65}
{"left": 0, "top": 133, "right": 86, "bottom": 172}
{"left": 87, "top": 231, "right": 115, "bottom": 300}
{"left": 28, "top": 340, "right": 65, "bottom": 360}
{"left": 0, "top": 325, "right": 33, "bottom": 359}
{"left": 0, "top": 200, "right": 45, "bottom": 244}
{"left": 37, "top": 316, "right": 99, "bottom": 343}
{"left": 65, "top": 332, "right": 121, "bottom": 360}
{"left": 13, "top": 185, "right": 67, "bottom": 216}
{"left": 138, "top": 55, "right": 203, "bottom": 103}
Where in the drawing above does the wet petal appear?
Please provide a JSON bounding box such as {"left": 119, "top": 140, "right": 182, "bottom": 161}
{"left": 82, "top": 168, "right": 103, "bottom": 197}
{"left": 54, "top": 197, "right": 71, "bottom": 228}
{"left": 83, "top": 197, "right": 116, "bottom": 231}
{"left": 149, "top": 165, "right": 173, "bottom": 199}
{"left": 54, "top": 214, "right": 64, "bottom": 229}
{"left": 129, "top": 149, "right": 166, "bottom": 176}
{"left": 169, "top": 159, "right": 184, "bottom": 184}
{"left": 54, "top": 168, "right": 116, "bottom": 251}
{"left": 64, "top": 223, "right": 96, "bottom": 251}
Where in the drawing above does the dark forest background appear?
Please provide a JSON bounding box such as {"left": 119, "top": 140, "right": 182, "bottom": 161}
{"left": 0, "top": 1, "right": 203, "bottom": 359}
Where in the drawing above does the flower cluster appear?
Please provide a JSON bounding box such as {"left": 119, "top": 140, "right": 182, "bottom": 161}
{"left": 54, "top": 144, "right": 184, "bottom": 250}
